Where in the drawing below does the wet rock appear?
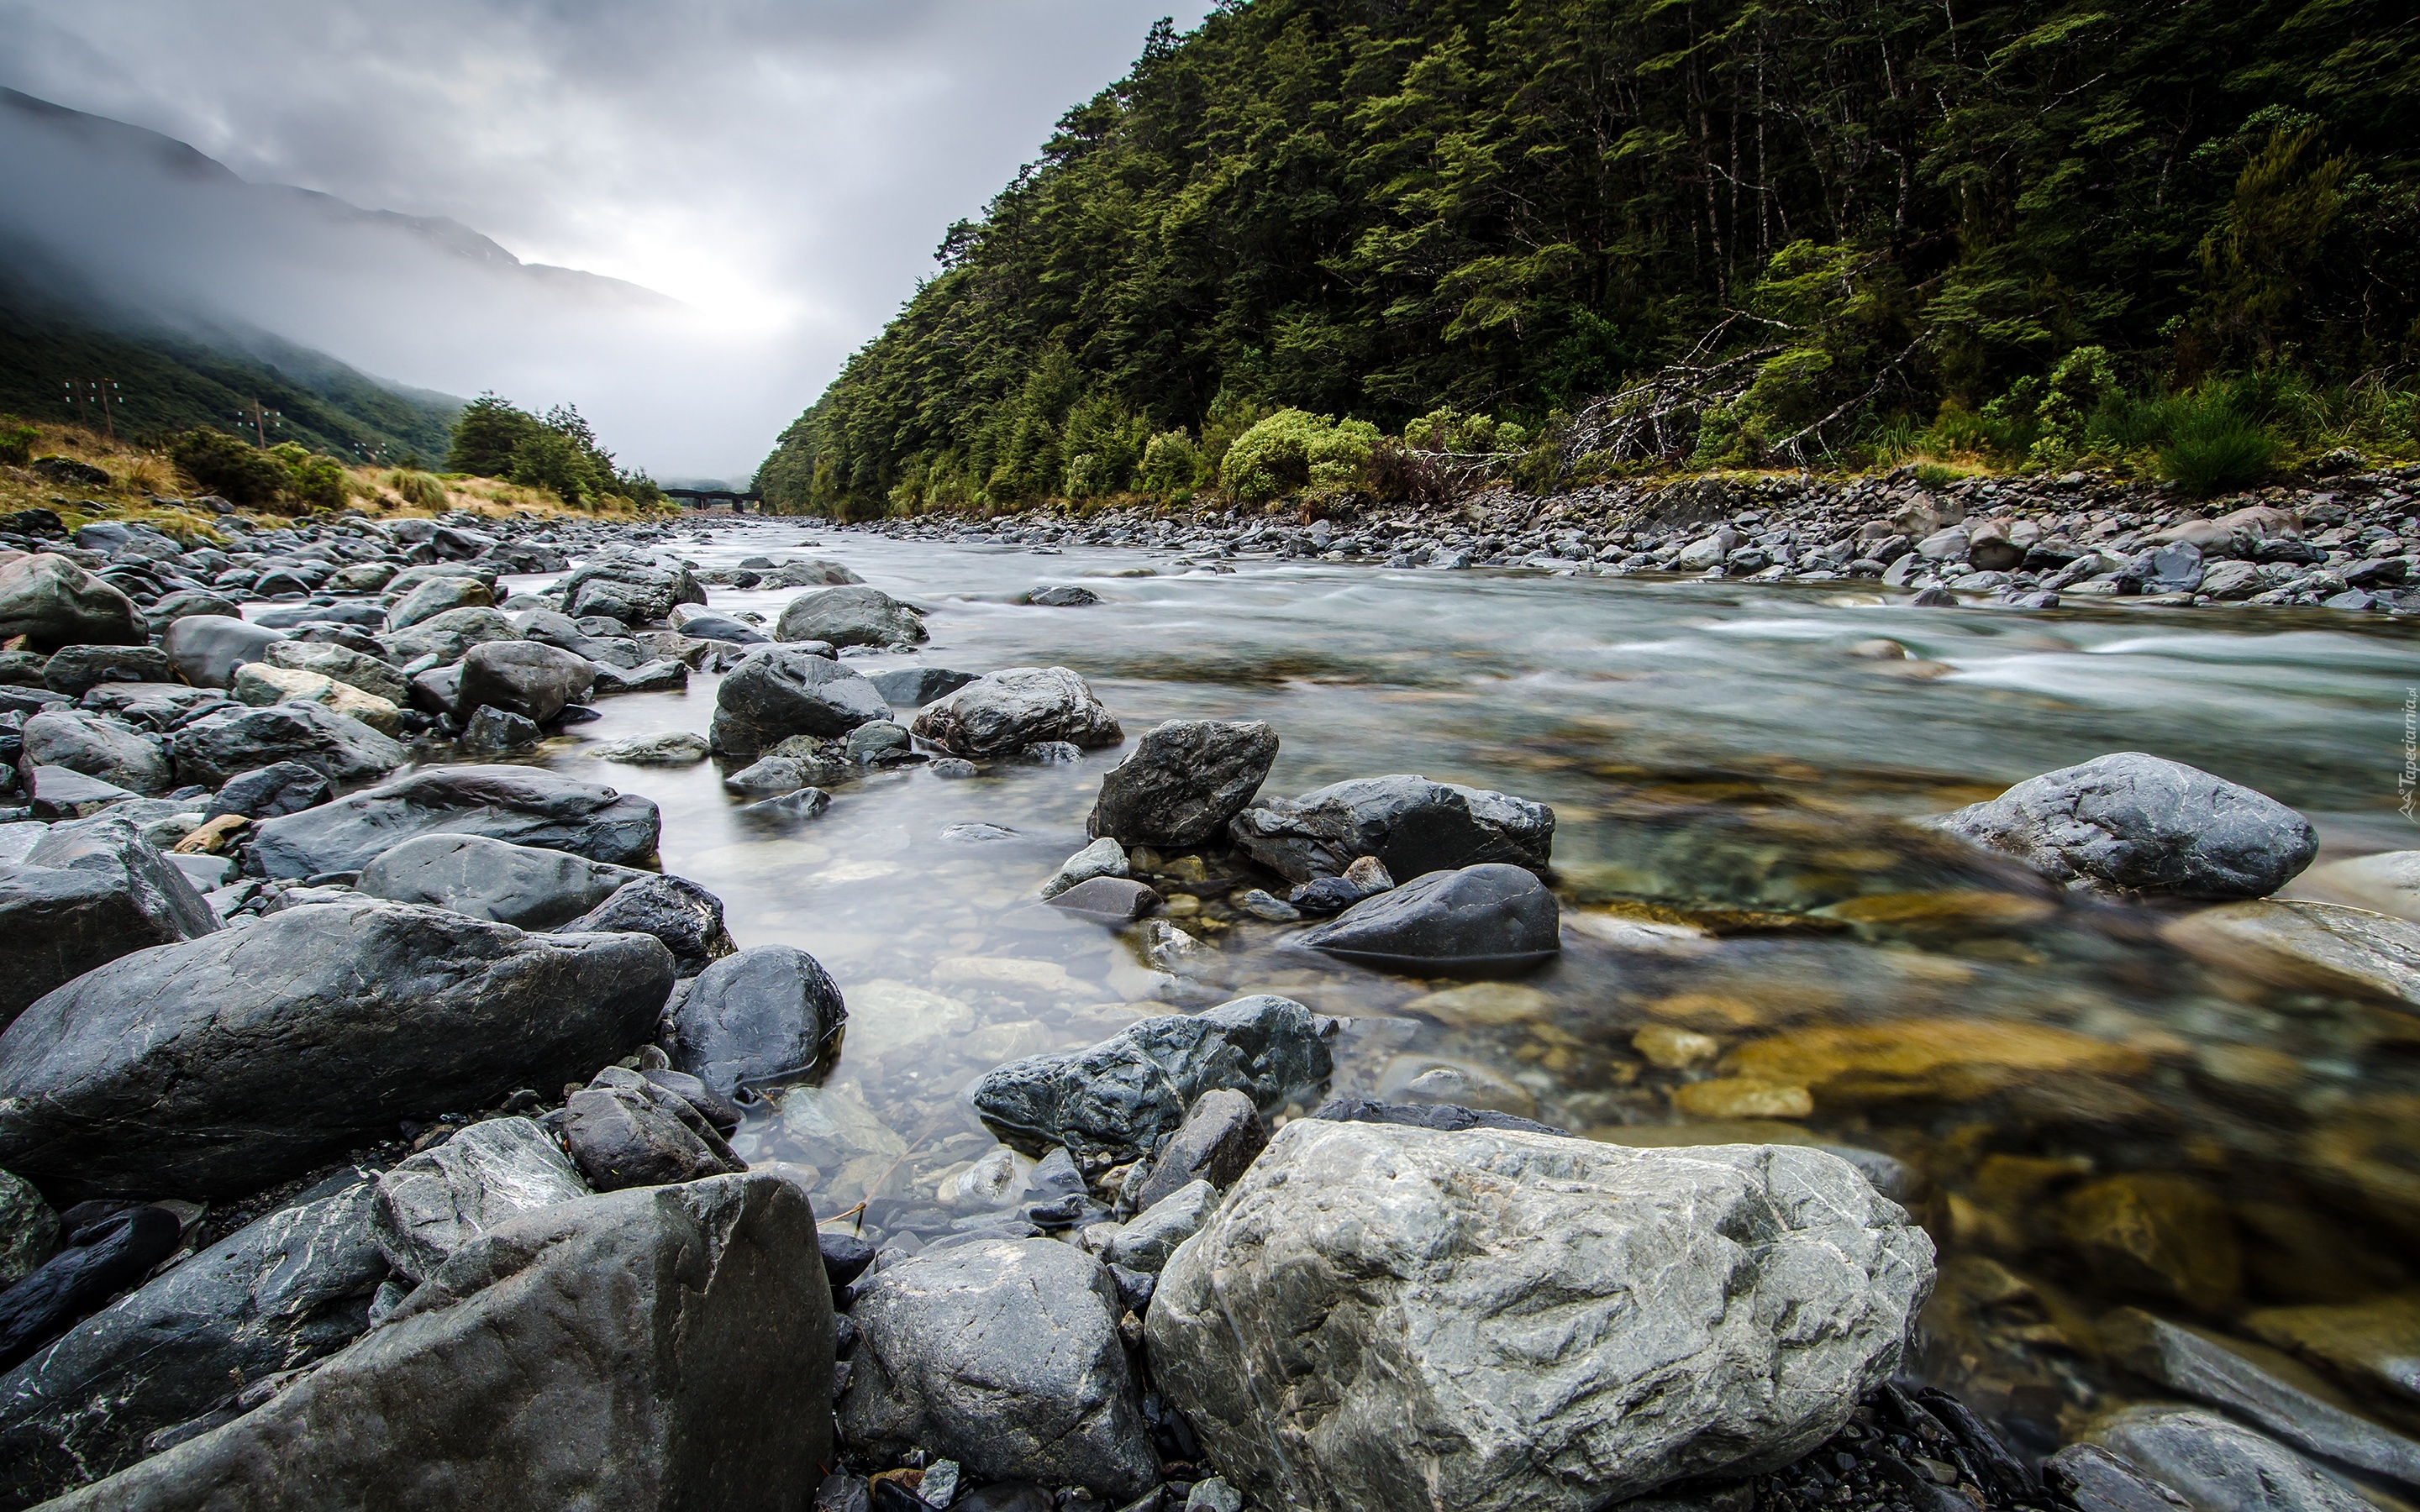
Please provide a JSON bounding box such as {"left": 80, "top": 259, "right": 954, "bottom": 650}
{"left": 39, "top": 647, "right": 172, "bottom": 697}
{"left": 666, "top": 607, "right": 766, "bottom": 643}
{"left": 168, "top": 701, "right": 408, "bottom": 790}
{"left": 2245, "top": 1295, "right": 2420, "bottom": 1409}
{"left": 0, "top": 900, "right": 673, "bottom": 1202}
{"left": 372, "top": 1117, "right": 590, "bottom": 1283}
{"left": 671, "top": 945, "right": 848, "bottom": 1097}
{"left": 385, "top": 574, "right": 493, "bottom": 629}
{"left": 1299, "top": 863, "right": 1560, "bottom": 975}
{"left": 1042, "top": 836, "right": 1129, "bottom": 899}
{"left": 2045, "top": 1444, "right": 2195, "bottom": 1512}
{"left": 775, "top": 585, "right": 929, "bottom": 648}
{"left": 457, "top": 640, "right": 596, "bottom": 725}
{"left": 2293, "top": 851, "right": 2420, "bottom": 923}
{"left": 356, "top": 832, "right": 647, "bottom": 929}
{"left": 1028, "top": 585, "right": 1099, "bottom": 606}
{"left": 555, "top": 874, "right": 736, "bottom": 978}
{"left": 844, "top": 719, "right": 910, "bottom": 765}
{"left": 1086, "top": 719, "right": 1278, "bottom": 849}
{"left": 20, "top": 710, "right": 168, "bottom": 795}
{"left": 1050, "top": 876, "right": 1160, "bottom": 924}
{"left": 1099, "top": 1180, "right": 1216, "bottom": 1273}
{"left": 249, "top": 766, "right": 661, "bottom": 879}
{"left": 0, "top": 557, "right": 141, "bottom": 651}
{"left": 2162, "top": 900, "right": 2420, "bottom": 1009}
{"left": 911, "top": 666, "right": 1122, "bottom": 757}
{"left": 260, "top": 638, "right": 409, "bottom": 706}
{"left": 561, "top": 1069, "right": 747, "bottom": 1191}
{"left": 870, "top": 666, "right": 979, "bottom": 706}
{"left": 1722, "top": 1019, "right": 2152, "bottom": 1106}
{"left": 19, "top": 766, "right": 135, "bottom": 819}
{"left": 839, "top": 1236, "right": 1156, "bottom": 1502}
{"left": 0, "top": 814, "right": 218, "bottom": 1026}
{"left": 724, "top": 755, "right": 822, "bottom": 794}
{"left": 562, "top": 558, "right": 704, "bottom": 625}
{"left": 710, "top": 643, "right": 891, "bottom": 754}
{"left": 2095, "top": 1406, "right": 2366, "bottom": 1512}
{"left": 588, "top": 657, "right": 691, "bottom": 696}
{"left": 1229, "top": 774, "right": 1555, "bottom": 884}
{"left": 160, "top": 617, "right": 283, "bottom": 689}
{"left": 0, "top": 1173, "right": 386, "bottom": 1506}
{"left": 1936, "top": 752, "right": 2317, "bottom": 899}
{"left": 0, "top": 1208, "right": 183, "bottom": 1375}
{"left": 0, "top": 1176, "right": 58, "bottom": 1289}
{"left": 971, "top": 995, "right": 1331, "bottom": 1163}
{"left": 1130, "top": 1089, "right": 1265, "bottom": 1212}
{"left": 737, "top": 787, "right": 834, "bottom": 825}
{"left": 1147, "top": 1120, "right": 1933, "bottom": 1512}
{"left": 2060, "top": 1175, "right": 2242, "bottom": 1312}
{"left": 593, "top": 730, "right": 711, "bottom": 765}
{"left": 457, "top": 705, "right": 544, "bottom": 753}
{"left": 38, "top": 1171, "right": 833, "bottom": 1511}
{"left": 230, "top": 664, "right": 403, "bottom": 734}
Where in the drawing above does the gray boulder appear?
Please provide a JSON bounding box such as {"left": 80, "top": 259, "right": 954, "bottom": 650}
{"left": 870, "top": 666, "right": 978, "bottom": 706}
{"left": 560, "top": 559, "right": 704, "bottom": 625}
{"left": 709, "top": 644, "right": 889, "bottom": 755}
{"left": 1086, "top": 719, "right": 1277, "bottom": 849}
{"left": 385, "top": 575, "right": 492, "bottom": 630}
{"left": 39, "top": 1171, "right": 833, "bottom": 1512}
{"left": 456, "top": 706, "right": 542, "bottom": 753}
{"left": 168, "top": 701, "right": 408, "bottom": 790}
{"left": 1298, "top": 863, "right": 1561, "bottom": 975}
{"left": 2096, "top": 1407, "right": 2366, "bottom": 1512}
{"left": 1937, "top": 752, "right": 2317, "bottom": 898}
{"left": 0, "top": 900, "right": 673, "bottom": 1202}
{"left": 971, "top": 995, "right": 1331, "bottom": 1163}
{"left": 1148, "top": 1121, "right": 1935, "bottom": 1512}
{"left": 561, "top": 1068, "right": 747, "bottom": 1191}
{"left": 248, "top": 766, "right": 662, "bottom": 879}
{"left": 669, "top": 945, "right": 847, "bottom": 1097}
{"left": 1097, "top": 1179, "right": 1217, "bottom": 1273}
{"left": 18, "top": 711, "right": 168, "bottom": 795}
{"left": 2046, "top": 1445, "right": 2195, "bottom": 1512}
{"left": 839, "top": 1237, "right": 1155, "bottom": 1502}
{"left": 0, "top": 556, "right": 141, "bottom": 652}
{"left": 458, "top": 640, "right": 595, "bottom": 725}
{"left": 588, "top": 658, "right": 690, "bottom": 696}
{"left": 0, "top": 815, "right": 218, "bottom": 1026}
{"left": 39, "top": 647, "right": 173, "bottom": 697}
{"left": 372, "top": 1117, "right": 589, "bottom": 1283}
{"left": 260, "top": 639, "right": 409, "bottom": 706}
{"left": 1228, "top": 774, "right": 1555, "bottom": 884}
{"left": 1128, "top": 1089, "right": 1265, "bottom": 1213}
{"left": 379, "top": 606, "right": 517, "bottom": 667}
{"left": 773, "top": 585, "right": 927, "bottom": 648}
{"left": 356, "top": 833, "right": 647, "bottom": 929}
{"left": 555, "top": 874, "right": 735, "bottom": 978}
{"left": 666, "top": 607, "right": 765, "bottom": 644}
{"left": 910, "top": 667, "right": 1122, "bottom": 757}
{"left": 160, "top": 616, "right": 285, "bottom": 689}
{"left": 204, "top": 761, "right": 332, "bottom": 822}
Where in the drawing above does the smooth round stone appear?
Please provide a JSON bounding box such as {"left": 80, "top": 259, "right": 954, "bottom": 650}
{"left": 1047, "top": 877, "right": 1161, "bottom": 924}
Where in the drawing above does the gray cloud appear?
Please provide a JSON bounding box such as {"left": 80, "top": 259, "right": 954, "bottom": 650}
{"left": 0, "top": 0, "right": 1207, "bottom": 480}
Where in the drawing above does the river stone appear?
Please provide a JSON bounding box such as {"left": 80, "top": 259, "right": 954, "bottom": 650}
{"left": 458, "top": 640, "right": 595, "bottom": 725}
{"left": 560, "top": 559, "right": 704, "bottom": 626}
{"left": 671, "top": 945, "right": 847, "bottom": 1097}
{"left": 248, "top": 766, "right": 662, "bottom": 879}
{"left": 1098, "top": 1179, "right": 1217, "bottom": 1273}
{"left": 555, "top": 874, "right": 736, "bottom": 978}
{"left": 356, "top": 832, "right": 647, "bottom": 930}
{"left": 0, "top": 816, "right": 218, "bottom": 1026}
{"left": 839, "top": 1236, "right": 1155, "bottom": 1501}
{"left": 870, "top": 666, "right": 979, "bottom": 706}
{"left": 2094, "top": 1407, "right": 2367, "bottom": 1512}
{"left": 2046, "top": 1444, "right": 2195, "bottom": 1512}
{"left": 774, "top": 585, "right": 928, "bottom": 648}
{"left": 39, "top": 647, "right": 173, "bottom": 697}
{"left": 160, "top": 617, "right": 285, "bottom": 689}
{"left": 1936, "top": 753, "right": 2317, "bottom": 898}
{"left": 910, "top": 666, "right": 1122, "bottom": 757}
{"left": 0, "top": 900, "right": 673, "bottom": 1202}
{"left": 2293, "top": 851, "right": 2420, "bottom": 923}
{"left": 203, "top": 761, "right": 332, "bottom": 822}
{"left": 971, "top": 995, "right": 1331, "bottom": 1163}
{"left": 19, "top": 768, "right": 134, "bottom": 821}
{"left": 139, "top": 590, "right": 241, "bottom": 627}
{"left": 1228, "top": 774, "right": 1555, "bottom": 884}
{"left": 666, "top": 606, "right": 766, "bottom": 644}
{"left": 1147, "top": 1121, "right": 1934, "bottom": 1512}
{"left": 709, "top": 644, "right": 890, "bottom": 754}
{"left": 19, "top": 711, "right": 168, "bottom": 795}
{"left": 168, "top": 701, "right": 408, "bottom": 790}
{"left": 0, "top": 1208, "right": 184, "bottom": 1378}
{"left": 1299, "top": 863, "right": 1560, "bottom": 975}
{"left": 1048, "top": 876, "right": 1160, "bottom": 924}
{"left": 457, "top": 706, "right": 543, "bottom": 753}
{"left": 384, "top": 574, "right": 492, "bottom": 630}
{"left": 0, "top": 1175, "right": 58, "bottom": 1290}
{"left": 0, "top": 1172, "right": 386, "bottom": 1507}
{"left": 2163, "top": 900, "right": 2420, "bottom": 1008}
{"left": 594, "top": 731, "right": 711, "bottom": 765}
{"left": 372, "top": 1117, "right": 590, "bottom": 1284}
{"left": 1040, "top": 837, "right": 1129, "bottom": 900}
{"left": 229, "top": 664, "right": 403, "bottom": 735}
{"left": 39, "top": 1170, "right": 832, "bottom": 1512}
{"left": 562, "top": 1068, "right": 747, "bottom": 1192}
{"left": 0, "top": 556, "right": 142, "bottom": 652}
{"left": 1129, "top": 1089, "right": 1266, "bottom": 1213}
{"left": 1086, "top": 719, "right": 1277, "bottom": 849}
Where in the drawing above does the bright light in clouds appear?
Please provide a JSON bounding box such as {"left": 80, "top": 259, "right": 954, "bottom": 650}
{"left": 0, "top": 0, "right": 1211, "bottom": 480}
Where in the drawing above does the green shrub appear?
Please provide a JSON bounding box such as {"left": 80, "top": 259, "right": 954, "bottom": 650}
{"left": 0, "top": 424, "right": 37, "bottom": 467}
{"left": 384, "top": 469, "right": 449, "bottom": 508}
{"left": 169, "top": 427, "right": 289, "bottom": 505}
{"left": 1220, "top": 410, "right": 1381, "bottom": 501}
{"left": 1136, "top": 429, "right": 1202, "bottom": 494}
{"left": 290, "top": 455, "right": 350, "bottom": 511}
{"left": 2156, "top": 385, "right": 2280, "bottom": 494}
{"left": 2027, "top": 345, "right": 2121, "bottom": 465}
{"left": 1403, "top": 408, "right": 1527, "bottom": 454}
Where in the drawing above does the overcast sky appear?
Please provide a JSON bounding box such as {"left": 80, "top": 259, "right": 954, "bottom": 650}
{"left": 0, "top": 0, "right": 1212, "bottom": 480}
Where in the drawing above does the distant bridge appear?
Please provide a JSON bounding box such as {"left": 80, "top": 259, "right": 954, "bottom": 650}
{"left": 661, "top": 487, "right": 761, "bottom": 511}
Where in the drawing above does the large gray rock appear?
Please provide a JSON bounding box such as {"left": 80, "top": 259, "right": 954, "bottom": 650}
{"left": 1128, "top": 1089, "right": 1265, "bottom": 1213}
{"left": 371, "top": 1117, "right": 589, "bottom": 1283}
{"left": 1097, "top": 1179, "right": 1217, "bottom": 1273}
{"left": 870, "top": 666, "right": 978, "bottom": 707}
{"left": 39, "top": 647, "right": 173, "bottom": 697}
{"left": 0, "top": 816, "right": 218, "bottom": 1026}
{"left": 670, "top": 946, "right": 846, "bottom": 1097}
{"left": 555, "top": 874, "right": 735, "bottom": 978}
{"left": 1937, "top": 752, "right": 2317, "bottom": 898}
{"left": 561, "top": 1068, "right": 747, "bottom": 1192}
{"left": 39, "top": 1171, "right": 833, "bottom": 1512}
{"left": 2045, "top": 1444, "right": 2195, "bottom": 1512}
{"left": 2095, "top": 1407, "right": 2367, "bottom": 1512}
{"left": 0, "top": 1171, "right": 387, "bottom": 1508}
{"left": 0, "top": 556, "right": 141, "bottom": 652}
{"left": 1228, "top": 774, "right": 1555, "bottom": 884}
{"left": 1299, "top": 864, "right": 1561, "bottom": 975}
{"left": 18, "top": 711, "right": 168, "bottom": 795}
{"left": 709, "top": 644, "right": 889, "bottom": 755}
{"left": 971, "top": 995, "right": 1331, "bottom": 1163}
{"left": 1086, "top": 719, "right": 1277, "bottom": 849}
{"left": 1147, "top": 1121, "right": 1935, "bottom": 1512}
{"left": 379, "top": 606, "right": 517, "bottom": 666}
{"left": 839, "top": 1237, "right": 1155, "bottom": 1501}
{"left": 560, "top": 558, "right": 704, "bottom": 626}
{"left": 260, "top": 639, "right": 409, "bottom": 706}
{"left": 910, "top": 667, "right": 1122, "bottom": 757}
{"left": 356, "top": 832, "right": 646, "bottom": 929}
{"left": 385, "top": 575, "right": 492, "bottom": 630}
{"left": 160, "top": 617, "right": 285, "bottom": 689}
{"left": 0, "top": 900, "right": 673, "bottom": 1202}
{"left": 248, "top": 766, "right": 662, "bottom": 879}
{"left": 773, "top": 585, "right": 927, "bottom": 648}
{"left": 168, "top": 701, "right": 408, "bottom": 790}
{"left": 457, "top": 640, "right": 595, "bottom": 724}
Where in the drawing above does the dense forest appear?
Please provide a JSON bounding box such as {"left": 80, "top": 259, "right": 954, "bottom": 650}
{"left": 758, "top": 0, "right": 2419, "bottom": 516}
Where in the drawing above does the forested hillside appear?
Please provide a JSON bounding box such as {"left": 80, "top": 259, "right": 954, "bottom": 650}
{"left": 760, "top": 0, "right": 2418, "bottom": 517}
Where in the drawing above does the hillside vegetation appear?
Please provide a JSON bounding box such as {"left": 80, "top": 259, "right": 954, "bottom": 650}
{"left": 758, "top": 0, "right": 2419, "bottom": 517}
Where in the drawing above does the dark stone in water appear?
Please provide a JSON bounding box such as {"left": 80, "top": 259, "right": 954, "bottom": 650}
{"left": 248, "top": 766, "right": 661, "bottom": 879}
{"left": 869, "top": 666, "right": 979, "bottom": 707}
{"left": 203, "top": 760, "right": 331, "bottom": 821}
{"left": 671, "top": 945, "right": 847, "bottom": 1097}
{"left": 1297, "top": 863, "right": 1560, "bottom": 976}
{"left": 555, "top": 874, "right": 735, "bottom": 979}
{"left": 1229, "top": 774, "right": 1553, "bottom": 885}
{"left": 0, "top": 1207, "right": 182, "bottom": 1375}
{"left": 560, "top": 1068, "right": 747, "bottom": 1192}
{"left": 1048, "top": 876, "right": 1160, "bottom": 923}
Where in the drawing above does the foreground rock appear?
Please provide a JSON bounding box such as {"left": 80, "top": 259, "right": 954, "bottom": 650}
{"left": 1128, "top": 1089, "right": 1265, "bottom": 1212}
{"left": 371, "top": 1117, "right": 588, "bottom": 1283}
{"left": 1229, "top": 774, "right": 1555, "bottom": 883}
{"left": 708, "top": 644, "right": 889, "bottom": 755}
{"left": 248, "top": 767, "right": 661, "bottom": 879}
{"left": 0, "top": 556, "right": 141, "bottom": 652}
{"left": 555, "top": 874, "right": 735, "bottom": 977}
{"left": 839, "top": 1236, "right": 1155, "bottom": 1502}
{"left": 455, "top": 640, "right": 595, "bottom": 724}
{"left": 1937, "top": 752, "right": 2317, "bottom": 898}
{"left": 0, "top": 900, "right": 672, "bottom": 1201}
{"left": 561, "top": 1068, "right": 748, "bottom": 1192}
{"left": 356, "top": 833, "right": 646, "bottom": 929}
{"left": 0, "top": 816, "right": 218, "bottom": 1025}
{"left": 43, "top": 1171, "right": 833, "bottom": 1512}
{"left": 1299, "top": 863, "right": 1560, "bottom": 975}
{"left": 773, "top": 585, "right": 928, "bottom": 647}
{"left": 159, "top": 616, "right": 282, "bottom": 689}
{"left": 2162, "top": 900, "right": 2420, "bottom": 1009}
{"left": 2094, "top": 1406, "right": 2367, "bottom": 1512}
{"left": 168, "top": 702, "right": 409, "bottom": 790}
{"left": 971, "top": 995, "right": 1330, "bottom": 1163}
{"left": 0, "top": 1209, "right": 183, "bottom": 1378}
{"left": 1086, "top": 719, "right": 1277, "bottom": 848}
{"left": 670, "top": 946, "right": 847, "bottom": 1097}
{"left": 19, "top": 711, "right": 169, "bottom": 795}
{"left": 1148, "top": 1120, "right": 1934, "bottom": 1512}
{"left": 910, "top": 667, "right": 1122, "bottom": 757}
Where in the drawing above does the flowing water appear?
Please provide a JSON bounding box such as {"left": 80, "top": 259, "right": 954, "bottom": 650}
{"left": 518, "top": 524, "right": 2414, "bottom": 1452}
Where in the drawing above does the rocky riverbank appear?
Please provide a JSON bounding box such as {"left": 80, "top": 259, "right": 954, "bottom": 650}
{"left": 0, "top": 503, "right": 2416, "bottom": 1510}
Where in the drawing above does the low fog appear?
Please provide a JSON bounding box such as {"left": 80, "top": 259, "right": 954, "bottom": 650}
{"left": 0, "top": 1, "right": 1206, "bottom": 482}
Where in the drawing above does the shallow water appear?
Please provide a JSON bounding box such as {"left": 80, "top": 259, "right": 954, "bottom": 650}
{"left": 526, "top": 524, "right": 2415, "bottom": 1450}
